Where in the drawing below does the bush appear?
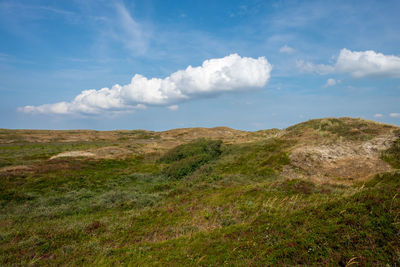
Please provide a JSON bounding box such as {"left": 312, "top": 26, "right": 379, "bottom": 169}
{"left": 159, "top": 138, "right": 222, "bottom": 163}
{"left": 160, "top": 139, "right": 222, "bottom": 179}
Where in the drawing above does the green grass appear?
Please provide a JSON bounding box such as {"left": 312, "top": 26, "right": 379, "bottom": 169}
{"left": 90, "top": 171, "right": 399, "bottom": 266}
{"left": 0, "top": 156, "right": 163, "bottom": 219}
{"left": 0, "top": 127, "right": 399, "bottom": 265}
{"left": 381, "top": 130, "right": 400, "bottom": 169}
{"left": 213, "top": 138, "right": 294, "bottom": 178}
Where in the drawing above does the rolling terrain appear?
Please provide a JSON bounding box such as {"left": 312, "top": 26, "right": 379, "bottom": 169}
{"left": 0, "top": 117, "right": 399, "bottom": 265}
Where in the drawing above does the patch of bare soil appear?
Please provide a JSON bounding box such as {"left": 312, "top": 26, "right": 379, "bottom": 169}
{"left": 50, "top": 151, "right": 97, "bottom": 160}
{"left": 283, "top": 133, "right": 397, "bottom": 185}
{"left": 0, "top": 165, "right": 34, "bottom": 175}
{"left": 49, "top": 146, "right": 133, "bottom": 160}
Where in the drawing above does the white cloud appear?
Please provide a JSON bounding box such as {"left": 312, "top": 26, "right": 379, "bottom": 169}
{"left": 336, "top": 49, "right": 400, "bottom": 78}
{"left": 279, "top": 44, "right": 295, "bottom": 54}
{"left": 374, "top": 113, "right": 383, "bottom": 118}
{"left": 323, "top": 78, "right": 341, "bottom": 87}
{"left": 296, "top": 60, "right": 334, "bottom": 75}
{"left": 19, "top": 54, "right": 272, "bottom": 115}
{"left": 389, "top": 113, "right": 400, "bottom": 118}
{"left": 167, "top": 105, "right": 179, "bottom": 111}
{"left": 298, "top": 49, "right": 400, "bottom": 78}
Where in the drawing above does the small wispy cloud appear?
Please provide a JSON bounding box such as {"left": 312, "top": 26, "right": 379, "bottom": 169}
{"left": 0, "top": 2, "right": 76, "bottom": 17}
{"left": 374, "top": 113, "right": 383, "bottom": 118}
{"left": 279, "top": 44, "right": 295, "bottom": 54}
{"left": 19, "top": 54, "right": 272, "bottom": 115}
{"left": 296, "top": 60, "right": 334, "bottom": 75}
{"left": 323, "top": 78, "right": 341, "bottom": 88}
{"left": 167, "top": 105, "right": 179, "bottom": 111}
{"left": 389, "top": 113, "right": 400, "bottom": 118}
{"left": 113, "top": 2, "right": 149, "bottom": 55}
{"left": 298, "top": 49, "right": 400, "bottom": 78}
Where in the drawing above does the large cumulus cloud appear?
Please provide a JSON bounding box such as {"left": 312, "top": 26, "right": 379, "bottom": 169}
{"left": 19, "top": 54, "right": 272, "bottom": 115}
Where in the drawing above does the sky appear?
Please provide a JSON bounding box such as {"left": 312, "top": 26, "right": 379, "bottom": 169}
{"left": 0, "top": 0, "right": 400, "bottom": 131}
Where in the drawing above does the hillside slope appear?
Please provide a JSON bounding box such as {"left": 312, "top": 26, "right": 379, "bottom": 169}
{"left": 0, "top": 117, "right": 399, "bottom": 265}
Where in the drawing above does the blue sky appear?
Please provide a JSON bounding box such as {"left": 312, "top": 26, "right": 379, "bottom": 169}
{"left": 1, "top": 0, "right": 400, "bottom": 130}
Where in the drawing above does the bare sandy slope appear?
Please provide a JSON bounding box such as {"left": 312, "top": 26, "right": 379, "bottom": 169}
{"left": 283, "top": 133, "right": 396, "bottom": 185}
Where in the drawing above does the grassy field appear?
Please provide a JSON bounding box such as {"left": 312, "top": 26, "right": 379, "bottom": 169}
{"left": 0, "top": 118, "right": 399, "bottom": 265}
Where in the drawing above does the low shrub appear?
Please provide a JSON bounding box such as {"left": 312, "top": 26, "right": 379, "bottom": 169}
{"left": 159, "top": 138, "right": 222, "bottom": 163}
{"left": 160, "top": 139, "right": 222, "bottom": 179}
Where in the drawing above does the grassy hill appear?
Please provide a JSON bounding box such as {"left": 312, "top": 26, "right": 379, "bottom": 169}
{"left": 0, "top": 117, "right": 399, "bottom": 265}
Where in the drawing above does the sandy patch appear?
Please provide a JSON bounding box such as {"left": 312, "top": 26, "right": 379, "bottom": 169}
{"left": 283, "top": 133, "right": 396, "bottom": 185}
{"left": 49, "top": 146, "right": 134, "bottom": 160}
{"left": 50, "top": 151, "right": 96, "bottom": 160}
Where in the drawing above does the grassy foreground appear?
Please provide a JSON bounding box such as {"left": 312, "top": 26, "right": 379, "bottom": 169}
{"left": 0, "top": 118, "right": 399, "bottom": 265}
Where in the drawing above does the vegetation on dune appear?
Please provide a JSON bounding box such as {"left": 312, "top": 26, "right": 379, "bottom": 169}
{"left": 0, "top": 142, "right": 116, "bottom": 167}
{"left": 0, "top": 118, "right": 399, "bottom": 265}
{"left": 159, "top": 138, "right": 222, "bottom": 163}
{"left": 117, "top": 130, "right": 159, "bottom": 140}
{"left": 381, "top": 130, "right": 400, "bottom": 169}
{"left": 0, "top": 156, "right": 163, "bottom": 220}
{"left": 120, "top": 172, "right": 400, "bottom": 266}
{"left": 286, "top": 117, "right": 394, "bottom": 141}
{"left": 214, "top": 138, "right": 293, "bottom": 178}
{"left": 159, "top": 138, "right": 222, "bottom": 180}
